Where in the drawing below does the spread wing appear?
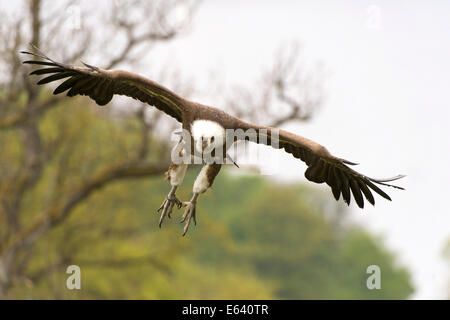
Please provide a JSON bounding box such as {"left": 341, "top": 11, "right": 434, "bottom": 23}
{"left": 21, "top": 48, "right": 187, "bottom": 122}
{"left": 239, "top": 125, "right": 405, "bottom": 208}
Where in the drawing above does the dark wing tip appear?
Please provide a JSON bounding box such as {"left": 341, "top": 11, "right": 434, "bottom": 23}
{"left": 325, "top": 160, "right": 405, "bottom": 208}
{"left": 21, "top": 45, "right": 70, "bottom": 70}
{"left": 369, "top": 174, "right": 406, "bottom": 190}
{"left": 20, "top": 45, "right": 49, "bottom": 60}
{"left": 349, "top": 180, "right": 364, "bottom": 208}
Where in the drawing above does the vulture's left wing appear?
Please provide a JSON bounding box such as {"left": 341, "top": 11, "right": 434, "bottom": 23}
{"left": 237, "top": 124, "right": 405, "bottom": 208}
{"left": 21, "top": 48, "right": 186, "bottom": 122}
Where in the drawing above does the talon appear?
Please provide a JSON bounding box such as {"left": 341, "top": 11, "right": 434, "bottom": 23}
{"left": 157, "top": 187, "right": 182, "bottom": 228}
{"left": 182, "top": 223, "right": 190, "bottom": 237}
{"left": 180, "top": 201, "right": 197, "bottom": 236}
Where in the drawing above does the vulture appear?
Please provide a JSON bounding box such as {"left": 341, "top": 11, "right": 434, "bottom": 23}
{"left": 21, "top": 47, "right": 405, "bottom": 236}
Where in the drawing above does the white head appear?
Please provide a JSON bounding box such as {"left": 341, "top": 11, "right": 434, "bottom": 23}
{"left": 191, "top": 120, "right": 226, "bottom": 153}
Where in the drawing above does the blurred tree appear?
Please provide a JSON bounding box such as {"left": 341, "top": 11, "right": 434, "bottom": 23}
{"left": 193, "top": 174, "right": 413, "bottom": 299}
{"left": 0, "top": 0, "right": 322, "bottom": 297}
{"left": 4, "top": 164, "right": 412, "bottom": 299}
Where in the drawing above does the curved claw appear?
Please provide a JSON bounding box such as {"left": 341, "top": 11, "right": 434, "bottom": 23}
{"left": 180, "top": 201, "right": 197, "bottom": 236}
{"left": 157, "top": 195, "right": 182, "bottom": 228}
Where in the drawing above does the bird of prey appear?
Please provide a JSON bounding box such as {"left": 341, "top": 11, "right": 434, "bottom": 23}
{"left": 21, "top": 48, "right": 405, "bottom": 236}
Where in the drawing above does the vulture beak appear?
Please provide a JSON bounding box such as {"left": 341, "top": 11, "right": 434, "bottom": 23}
{"left": 202, "top": 136, "right": 214, "bottom": 151}
{"left": 202, "top": 139, "right": 209, "bottom": 151}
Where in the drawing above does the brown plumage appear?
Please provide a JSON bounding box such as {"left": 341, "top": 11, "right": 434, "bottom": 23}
{"left": 22, "top": 48, "right": 405, "bottom": 210}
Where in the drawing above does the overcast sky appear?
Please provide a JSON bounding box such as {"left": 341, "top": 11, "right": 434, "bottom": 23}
{"left": 149, "top": 0, "right": 450, "bottom": 299}
{"left": 2, "top": 0, "right": 449, "bottom": 299}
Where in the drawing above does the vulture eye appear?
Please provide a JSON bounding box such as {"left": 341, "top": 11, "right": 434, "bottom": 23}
{"left": 210, "top": 136, "right": 215, "bottom": 143}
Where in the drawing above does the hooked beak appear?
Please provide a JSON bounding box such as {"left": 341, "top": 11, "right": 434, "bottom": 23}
{"left": 202, "top": 140, "right": 211, "bottom": 151}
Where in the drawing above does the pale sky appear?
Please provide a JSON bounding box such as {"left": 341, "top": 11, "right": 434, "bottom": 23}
{"left": 2, "top": 0, "right": 449, "bottom": 299}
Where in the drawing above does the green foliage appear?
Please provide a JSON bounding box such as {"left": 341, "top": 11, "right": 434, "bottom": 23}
{"left": 2, "top": 103, "right": 413, "bottom": 299}
{"left": 189, "top": 174, "right": 413, "bottom": 299}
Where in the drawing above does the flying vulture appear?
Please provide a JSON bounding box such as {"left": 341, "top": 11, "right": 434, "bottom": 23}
{"left": 21, "top": 48, "right": 405, "bottom": 236}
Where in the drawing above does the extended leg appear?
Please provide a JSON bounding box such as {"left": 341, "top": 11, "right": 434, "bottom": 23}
{"left": 157, "top": 162, "right": 187, "bottom": 227}
{"left": 181, "top": 163, "right": 222, "bottom": 236}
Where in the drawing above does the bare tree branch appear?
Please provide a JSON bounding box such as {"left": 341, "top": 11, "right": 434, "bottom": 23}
{"left": 0, "top": 96, "right": 63, "bottom": 130}
{"left": 0, "top": 2, "right": 323, "bottom": 298}
{"left": 0, "top": 160, "right": 168, "bottom": 258}
{"left": 223, "top": 43, "right": 324, "bottom": 129}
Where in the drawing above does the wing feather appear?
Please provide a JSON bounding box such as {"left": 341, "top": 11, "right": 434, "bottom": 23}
{"left": 350, "top": 179, "right": 364, "bottom": 208}
{"left": 53, "top": 75, "right": 84, "bottom": 94}
{"left": 37, "top": 72, "right": 76, "bottom": 85}
{"left": 238, "top": 124, "right": 405, "bottom": 208}
{"left": 22, "top": 48, "right": 188, "bottom": 122}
